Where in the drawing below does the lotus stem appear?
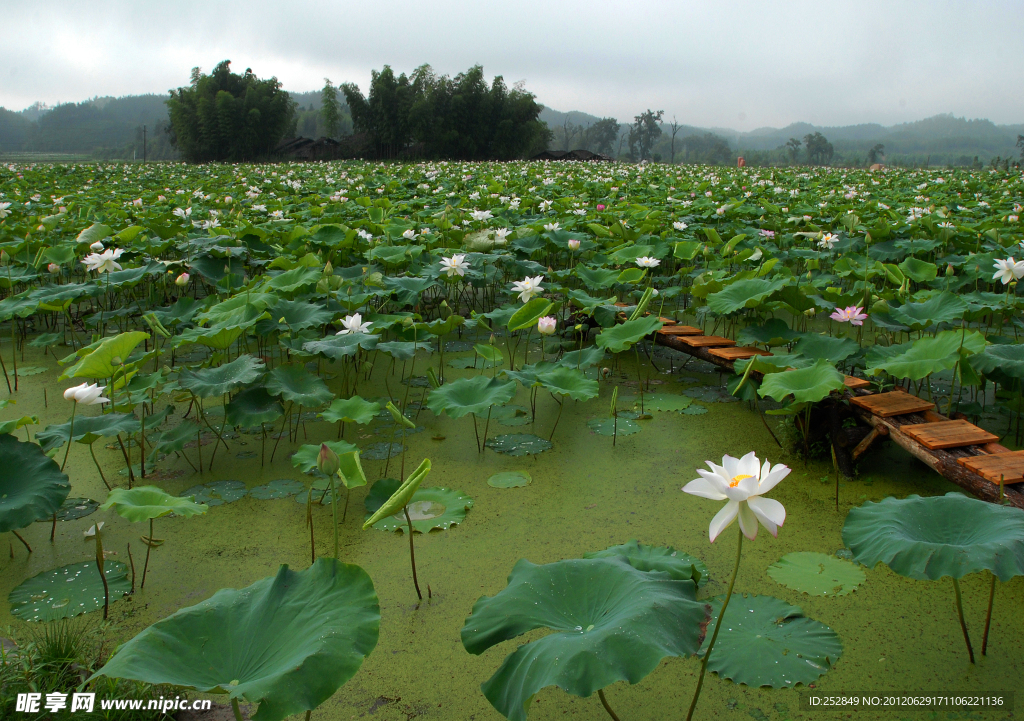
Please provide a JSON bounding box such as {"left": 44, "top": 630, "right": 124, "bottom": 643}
{"left": 141, "top": 518, "right": 154, "bottom": 590}
{"left": 306, "top": 491, "right": 316, "bottom": 564}
{"left": 0, "top": 341, "right": 10, "bottom": 393}
{"left": 93, "top": 525, "right": 109, "bottom": 620}
{"left": 61, "top": 402, "right": 77, "bottom": 471}
{"left": 982, "top": 572, "right": 996, "bottom": 656}
{"left": 127, "top": 542, "right": 136, "bottom": 594}
{"left": 231, "top": 698, "right": 243, "bottom": 721}
{"left": 405, "top": 506, "right": 422, "bottom": 600}
{"left": 952, "top": 577, "right": 975, "bottom": 664}
{"left": 686, "top": 526, "right": 744, "bottom": 721}
{"left": 331, "top": 474, "right": 339, "bottom": 559}
{"left": 598, "top": 689, "right": 621, "bottom": 721}
{"left": 471, "top": 413, "right": 481, "bottom": 453}
{"left": 270, "top": 401, "right": 291, "bottom": 462}
{"left": 11, "top": 530, "right": 31, "bottom": 554}
{"left": 548, "top": 395, "right": 564, "bottom": 442}
{"left": 88, "top": 442, "right": 112, "bottom": 490}
{"left": 481, "top": 405, "right": 492, "bottom": 454}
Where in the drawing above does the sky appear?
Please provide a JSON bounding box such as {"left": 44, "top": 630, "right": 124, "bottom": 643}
{"left": 4, "top": 0, "right": 1023, "bottom": 131}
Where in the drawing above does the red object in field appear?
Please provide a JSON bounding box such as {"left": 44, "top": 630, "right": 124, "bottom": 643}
{"left": 737, "top": 156, "right": 746, "bottom": 167}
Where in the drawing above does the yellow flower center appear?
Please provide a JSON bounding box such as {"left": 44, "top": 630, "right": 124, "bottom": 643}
{"left": 730, "top": 474, "right": 753, "bottom": 488}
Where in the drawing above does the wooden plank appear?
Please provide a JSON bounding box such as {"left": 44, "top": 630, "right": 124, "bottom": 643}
{"left": 708, "top": 346, "right": 773, "bottom": 361}
{"left": 981, "top": 442, "right": 1012, "bottom": 454}
{"left": 844, "top": 376, "right": 871, "bottom": 390}
{"left": 678, "top": 335, "right": 736, "bottom": 348}
{"left": 957, "top": 451, "right": 1024, "bottom": 484}
{"left": 921, "top": 410, "right": 948, "bottom": 423}
{"left": 658, "top": 317, "right": 677, "bottom": 325}
{"left": 849, "top": 391, "right": 935, "bottom": 418}
{"left": 901, "top": 420, "right": 999, "bottom": 450}
{"left": 852, "top": 425, "right": 889, "bottom": 461}
{"left": 656, "top": 325, "right": 703, "bottom": 336}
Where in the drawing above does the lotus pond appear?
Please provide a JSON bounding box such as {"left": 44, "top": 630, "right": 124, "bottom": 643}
{"left": 0, "top": 160, "right": 1023, "bottom": 721}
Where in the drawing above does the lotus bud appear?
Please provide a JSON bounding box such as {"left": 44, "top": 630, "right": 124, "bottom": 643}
{"left": 47, "top": 262, "right": 60, "bottom": 274}
{"left": 175, "top": 272, "right": 190, "bottom": 287}
{"left": 110, "top": 356, "right": 122, "bottom": 367}
{"left": 63, "top": 387, "right": 79, "bottom": 401}
{"left": 0, "top": 250, "right": 8, "bottom": 266}
{"left": 806, "top": 271, "right": 813, "bottom": 280}
{"left": 946, "top": 263, "right": 955, "bottom": 276}
{"left": 324, "top": 261, "right": 333, "bottom": 275}
{"left": 440, "top": 300, "right": 449, "bottom": 309}
{"left": 90, "top": 241, "right": 104, "bottom": 252}
{"left": 537, "top": 316, "right": 557, "bottom": 335}
{"left": 489, "top": 333, "right": 497, "bottom": 345}
{"left": 317, "top": 443, "right": 340, "bottom": 477}
{"left": 600, "top": 367, "right": 612, "bottom": 379}
{"left": 596, "top": 204, "right": 605, "bottom": 211}
{"left": 568, "top": 238, "right": 580, "bottom": 251}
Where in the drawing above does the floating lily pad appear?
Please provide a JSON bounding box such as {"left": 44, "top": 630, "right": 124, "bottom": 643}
{"left": 585, "top": 540, "right": 709, "bottom": 586}
{"left": 361, "top": 442, "right": 406, "bottom": 460}
{"left": 640, "top": 393, "right": 694, "bottom": 412}
{"left": 14, "top": 366, "right": 49, "bottom": 376}
{"left": 587, "top": 417, "right": 642, "bottom": 436}
{"left": 372, "top": 424, "right": 425, "bottom": 438}
{"left": 489, "top": 404, "right": 532, "bottom": 427}
{"left": 34, "top": 497, "right": 99, "bottom": 522}
{"left": 364, "top": 479, "right": 473, "bottom": 533}
{"left": 9, "top": 561, "right": 130, "bottom": 622}
{"left": 681, "top": 405, "right": 709, "bottom": 416}
{"left": 487, "top": 471, "right": 532, "bottom": 488}
{"left": 235, "top": 451, "right": 258, "bottom": 459}
{"left": 683, "top": 386, "right": 738, "bottom": 403}
{"left": 700, "top": 594, "right": 842, "bottom": 688}
{"left": 445, "top": 340, "right": 475, "bottom": 352}
{"left": 767, "top": 552, "right": 866, "bottom": 597}
{"left": 180, "top": 480, "right": 248, "bottom": 506}
{"left": 485, "top": 433, "right": 552, "bottom": 456}
{"left": 401, "top": 376, "right": 430, "bottom": 387}
{"left": 249, "top": 479, "right": 307, "bottom": 500}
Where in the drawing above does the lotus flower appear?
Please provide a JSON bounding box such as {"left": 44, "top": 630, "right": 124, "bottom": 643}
{"left": 537, "top": 316, "right": 557, "bottom": 335}
{"left": 470, "top": 209, "right": 493, "bottom": 222}
{"left": 817, "top": 233, "right": 837, "bottom": 250}
{"left": 682, "top": 452, "right": 789, "bottom": 542}
{"left": 567, "top": 238, "right": 580, "bottom": 251}
{"left": 830, "top": 305, "right": 868, "bottom": 326}
{"left": 992, "top": 257, "right": 1024, "bottom": 285}
{"left": 440, "top": 254, "right": 469, "bottom": 278}
{"left": 82, "top": 248, "right": 124, "bottom": 274}
{"left": 175, "top": 272, "right": 190, "bottom": 287}
{"left": 337, "top": 313, "right": 372, "bottom": 335}
{"left": 512, "top": 275, "right": 544, "bottom": 303}
{"left": 47, "top": 263, "right": 60, "bottom": 274}
{"left": 543, "top": 222, "right": 560, "bottom": 232}
{"left": 0, "top": 202, "right": 11, "bottom": 219}
{"left": 635, "top": 257, "right": 660, "bottom": 268}
{"left": 402, "top": 229, "right": 416, "bottom": 240}
{"left": 596, "top": 204, "right": 605, "bottom": 211}
{"left": 63, "top": 382, "right": 110, "bottom": 406}
{"left": 673, "top": 221, "right": 688, "bottom": 231}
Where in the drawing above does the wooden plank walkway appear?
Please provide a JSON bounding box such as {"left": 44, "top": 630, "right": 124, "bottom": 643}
{"left": 651, "top": 324, "right": 1024, "bottom": 509}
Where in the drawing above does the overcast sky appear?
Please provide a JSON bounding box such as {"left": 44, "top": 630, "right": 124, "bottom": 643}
{"left": 4, "top": 0, "right": 1022, "bottom": 131}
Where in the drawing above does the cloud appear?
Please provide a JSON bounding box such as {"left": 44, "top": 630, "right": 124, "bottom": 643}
{"left": 2, "top": 0, "right": 1022, "bottom": 130}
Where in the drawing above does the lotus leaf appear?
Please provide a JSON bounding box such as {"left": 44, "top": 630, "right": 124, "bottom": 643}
{"left": 866, "top": 329, "right": 985, "bottom": 380}
{"left": 267, "top": 265, "right": 322, "bottom": 293}
{"left": 508, "top": 298, "right": 554, "bottom": 332}
{"left": 890, "top": 292, "right": 968, "bottom": 329}
{"left": 376, "top": 340, "right": 430, "bottom": 360}
{"left": 89, "top": 559, "right": 380, "bottom": 721}
{"left": 102, "top": 486, "right": 208, "bottom": 522}
{"left": 248, "top": 479, "right": 306, "bottom": 500}
{"left": 181, "top": 480, "right": 248, "bottom": 506}
{"left": 177, "top": 355, "right": 265, "bottom": 398}
{"left": 361, "top": 441, "right": 405, "bottom": 460}
{"left": 9, "top": 560, "right": 130, "bottom": 622}
{"left": 302, "top": 332, "right": 378, "bottom": 359}
{"left": 364, "top": 479, "right": 472, "bottom": 532}
{"left": 60, "top": 331, "right": 149, "bottom": 380}
{"left": 427, "top": 376, "right": 517, "bottom": 418}
{"left": 584, "top": 540, "right": 708, "bottom": 586}
{"left": 362, "top": 458, "right": 432, "bottom": 529}
{"left": 767, "top": 552, "right": 865, "bottom": 596}
{"left": 291, "top": 440, "right": 359, "bottom": 473}
{"left": 267, "top": 299, "right": 335, "bottom": 331}
{"left": 641, "top": 392, "right": 694, "bottom": 412}
{"left": 737, "top": 318, "right": 803, "bottom": 347}
{"left": 461, "top": 556, "right": 710, "bottom": 721}
{"left": 535, "top": 366, "right": 599, "bottom": 401}
{"left": 792, "top": 334, "right": 860, "bottom": 363}
{"left": 0, "top": 435, "right": 71, "bottom": 533}
{"left": 338, "top": 450, "right": 368, "bottom": 489}
{"left": 587, "top": 417, "right": 641, "bottom": 436}
{"left": 485, "top": 433, "right": 553, "bottom": 455}
{"left": 149, "top": 420, "right": 202, "bottom": 455}
{"left": 699, "top": 594, "right": 842, "bottom": 688}
{"left": 487, "top": 471, "right": 532, "bottom": 488}
{"left": 575, "top": 265, "right": 620, "bottom": 290}
{"left": 707, "top": 278, "right": 788, "bottom": 315}
{"left": 758, "top": 359, "right": 845, "bottom": 404}
{"left": 898, "top": 256, "right": 938, "bottom": 282}
{"left": 970, "top": 344, "right": 1024, "bottom": 381}
{"left": 595, "top": 316, "right": 663, "bottom": 353}
{"left": 557, "top": 346, "right": 606, "bottom": 370}
{"left": 223, "top": 387, "right": 284, "bottom": 428}
{"left": 35, "top": 497, "right": 99, "bottom": 522}
{"left": 263, "top": 364, "right": 333, "bottom": 407}
{"left": 319, "top": 396, "right": 381, "bottom": 425}
{"left": 842, "top": 493, "right": 1024, "bottom": 581}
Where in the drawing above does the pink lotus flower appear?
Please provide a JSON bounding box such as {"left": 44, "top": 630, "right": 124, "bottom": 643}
{"left": 596, "top": 204, "right": 605, "bottom": 211}
{"left": 831, "top": 306, "right": 868, "bottom": 326}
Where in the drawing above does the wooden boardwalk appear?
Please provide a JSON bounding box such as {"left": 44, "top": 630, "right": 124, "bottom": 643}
{"left": 651, "top": 323, "right": 1024, "bottom": 510}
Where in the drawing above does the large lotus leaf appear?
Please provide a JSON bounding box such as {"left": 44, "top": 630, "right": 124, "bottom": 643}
{"left": 508, "top": 298, "right": 554, "bottom": 332}
{"left": 89, "top": 558, "right": 380, "bottom": 721}
{"left": 362, "top": 459, "right": 432, "bottom": 529}
{"left": 9, "top": 560, "right": 130, "bottom": 622}
{"left": 584, "top": 540, "right": 708, "bottom": 586}
{"left": 303, "top": 332, "right": 378, "bottom": 360}
{"left": 150, "top": 420, "right": 202, "bottom": 455}
{"left": 889, "top": 292, "right": 968, "bottom": 329}
{"left": 150, "top": 297, "right": 201, "bottom": 327}
{"left": 425, "top": 314, "right": 466, "bottom": 338}
{"left": 557, "top": 346, "right": 606, "bottom": 370}
{"left": 364, "top": 479, "right": 472, "bottom": 533}
{"left": 575, "top": 265, "right": 620, "bottom": 290}
{"left": 291, "top": 440, "right": 358, "bottom": 473}
{"left": 638, "top": 392, "right": 693, "bottom": 412}
{"left": 733, "top": 353, "right": 813, "bottom": 376}
{"left": 60, "top": 331, "right": 150, "bottom": 380}
{"left": 699, "top": 594, "right": 842, "bottom": 688}
{"left": 768, "top": 552, "right": 865, "bottom": 596}
{"left": 737, "top": 318, "right": 803, "bottom": 347}
{"left": 265, "top": 364, "right": 333, "bottom": 407}
{"left": 488, "top": 471, "right": 533, "bottom": 488}
{"left": 707, "top": 278, "right": 788, "bottom": 315}
{"left": 181, "top": 480, "right": 248, "bottom": 506}
{"left": 101, "top": 485, "right": 208, "bottom": 522}
{"left": 173, "top": 324, "right": 244, "bottom": 350}
{"left": 338, "top": 450, "right": 368, "bottom": 490}
{"left": 266, "top": 266, "right": 322, "bottom": 294}
{"left": 427, "top": 376, "right": 517, "bottom": 418}
{"left": 535, "top": 366, "right": 599, "bottom": 401}
{"left": 200, "top": 295, "right": 276, "bottom": 326}
{"left": 178, "top": 355, "right": 265, "bottom": 398}
{"left": 866, "top": 329, "right": 986, "bottom": 381}
{"left": 36, "top": 412, "right": 141, "bottom": 452}
{"left": 970, "top": 344, "right": 1024, "bottom": 381}
{"left": 224, "top": 387, "right": 284, "bottom": 428}
{"left": 0, "top": 435, "right": 71, "bottom": 533}
{"left": 898, "top": 256, "right": 938, "bottom": 282}
{"left": 758, "top": 359, "right": 845, "bottom": 404}
{"left": 792, "top": 334, "right": 859, "bottom": 363}
{"left": 461, "top": 557, "right": 709, "bottom": 721}
{"left": 485, "top": 433, "right": 552, "bottom": 455}
{"left": 595, "top": 316, "right": 663, "bottom": 353}
{"left": 376, "top": 340, "right": 430, "bottom": 361}
{"left": 268, "top": 299, "right": 335, "bottom": 331}
{"left": 842, "top": 493, "right": 1024, "bottom": 581}
{"left": 319, "top": 396, "right": 381, "bottom": 425}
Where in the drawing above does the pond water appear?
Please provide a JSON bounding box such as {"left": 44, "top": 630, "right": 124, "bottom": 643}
{"left": 1, "top": 340, "right": 1021, "bottom": 721}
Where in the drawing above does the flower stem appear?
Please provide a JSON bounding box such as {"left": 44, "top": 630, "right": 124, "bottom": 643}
{"left": 405, "top": 506, "right": 422, "bottom": 600}
{"left": 952, "top": 576, "right": 975, "bottom": 664}
{"left": 686, "top": 526, "right": 744, "bottom": 721}
{"left": 61, "top": 402, "right": 77, "bottom": 472}
{"left": 598, "top": 688, "right": 621, "bottom": 721}
{"left": 982, "top": 572, "right": 996, "bottom": 656}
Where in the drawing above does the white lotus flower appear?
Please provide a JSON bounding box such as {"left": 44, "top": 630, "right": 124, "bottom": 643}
{"left": 537, "top": 316, "right": 557, "bottom": 335}
{"left": 673, "top": 221, "right": 688, "bottom": 231}
{"left": 270, "top": 210, "right": 284, "bottom": 220}
{"left": 470, "top": 209, "right": 493, "bottom": 222}
{"left": 172, "top": 206, "right": 192, "bottom": 219}
{"left": 63, "top": 382, "right": 110, "bottom": 406}
{"left": 635, "top": 256, "right": 660, "bottom": 268}
{"left": 402, "top": 229, "right": 416, "bottom": 240}
{"left": 543, "top": 222, "right": 560, "bottom": 232}
{"left": 817, "top": 233, "right": 837, "bottom": 250}
{"left": 89, "top": 241, "right": 105, "bottom": 252}
{"left": 493, "top": 227, "right": 511, "bottom": 241}
{"left": 568, "top": 238, "right": 580, "bottom": 251}
{"left": 992, "top": 257, "right": 1024, "bottom": 285}
{"left": 0, "top": 202, "right": 11, "bottom": 219}
{"left": 440, "top": 254, "right": 469, "bottom": 278}
{"left": 512, "top": 275, "right": 544, "bottom": 303}
{"left": 82, "top": 248, "right": 124, "bottom": 274}
{"left": 683, "top": 451, "right": 789, "bottom": 542}
{"left": 336, "top": 313, "right": 372, "bottom": 335}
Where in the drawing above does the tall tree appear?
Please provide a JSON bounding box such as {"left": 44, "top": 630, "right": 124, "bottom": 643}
{"left": 803, "top": 132, "right": 834, "bottom": 165}
{"left": 785, "top": 137, "right": 802, "bottom": 163}
{"left": 582, "top": 118, "right": 620, "bottom": 156}
{"left": 669, "top": 116, "right": 682, "bottom": 164}
{"left": 320, "top": 78, "right": 340, "bottom": 138}
{"left": 628, "top": 109, "right": 663, "bottom": 161}
{"left": 166, "top": 61, "right": 294, "bottom": 162}
{"left": 867, "top": 143, "right": 885, "bottom": 165}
